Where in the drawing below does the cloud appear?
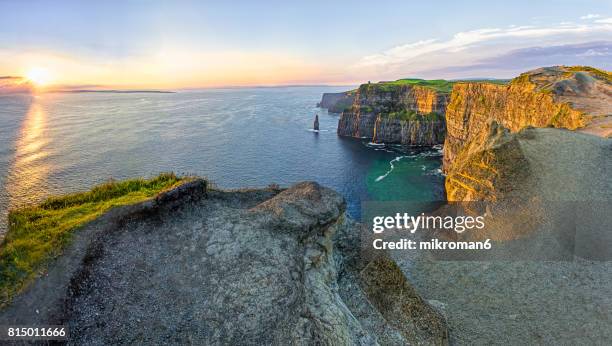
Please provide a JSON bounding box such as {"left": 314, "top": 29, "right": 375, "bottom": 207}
{"left": 0, "top": 76, "right": 33, "bottom": 94}
{"left": 595, "top": 18, "right": 612, "bottom": 24}
{"left": 352, "top": 21, "right": 612, "bottom": 79}
{"left": 580, "top": 14, "right": 601, "bottom": 20}
{"left": 423, "top": 42, "right": 612, "bottom": 78}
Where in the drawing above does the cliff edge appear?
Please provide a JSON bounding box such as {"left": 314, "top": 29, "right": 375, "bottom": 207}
{"left": 318, "top": 91, "right": 356, "bottom": 113}
{"left": 0, "top": 181, "right": 448, "bottom": 345}
{"left": 444, "top": 66, "right": 610, "bottom": 173}
{"left": 444, "top": 66, "right": 611, "bottom": 201}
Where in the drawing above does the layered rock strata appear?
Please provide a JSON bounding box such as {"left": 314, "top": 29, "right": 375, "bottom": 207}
{"left": 443, "top": 66, "right": 608, "bottom": 172}
{"left": 337, "top": 83, "right": 448, "bottom": 145}
{"left": 444, "top": 66, "right": 610, "bottom": 201}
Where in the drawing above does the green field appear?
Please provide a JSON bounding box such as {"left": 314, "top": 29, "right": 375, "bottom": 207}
{"left": 362, "top": 78, "right": 509, "bottom": 94}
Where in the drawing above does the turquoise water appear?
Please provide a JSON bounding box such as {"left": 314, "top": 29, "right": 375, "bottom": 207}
{"left": 0, "top": 87, "right": 444, "bottom": 232}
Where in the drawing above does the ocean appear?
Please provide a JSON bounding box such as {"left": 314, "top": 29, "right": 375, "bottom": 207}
{"left": 0, "top": 87, "right": 444, "bottom": 234}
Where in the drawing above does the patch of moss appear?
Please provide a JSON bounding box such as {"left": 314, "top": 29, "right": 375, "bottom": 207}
{"left": 0, "top": 173, "right": 188, "bottom": 307}
{"left": 360, "top": 105, "right": 374, "bottom": 113}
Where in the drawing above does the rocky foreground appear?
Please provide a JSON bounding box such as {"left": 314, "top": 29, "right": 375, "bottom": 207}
{"left": 0, "top": 181, "right": 448, "bottom": 345}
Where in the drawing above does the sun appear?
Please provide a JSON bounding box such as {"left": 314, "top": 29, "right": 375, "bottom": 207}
{"left": 25, "top": 67, "right": 52, "bottom": 86}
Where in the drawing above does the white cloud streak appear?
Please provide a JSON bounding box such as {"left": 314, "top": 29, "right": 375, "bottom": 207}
{"left": 580, "top": 14, "right": 601, "bottom": 20}
{"left": 352, "top": 20, "right": 612, "bottom": 79}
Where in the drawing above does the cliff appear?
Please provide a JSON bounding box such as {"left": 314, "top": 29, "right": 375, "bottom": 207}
{"left": 444, "top": 66, "right": 611, "bottom": 201}
{"left": 443, "top": 66, "right": 608, "bottom": 172}
{"left": 318, "top": 91, "right": 355, "bottom": 113}
{"left": 337, "top": 79, "right": 450, "bottom": 145}
{"left": 0, "top": 180, "right": 448, "bottom": 344}
{"left": 422, "top": 67, "right": 612, "bottom": 342}
{"left": 444, "top": 121, "right": 531, "bottom": 201}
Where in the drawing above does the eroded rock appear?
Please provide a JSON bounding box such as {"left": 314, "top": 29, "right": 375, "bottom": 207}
{"left": 0, "top": 181, "right": 447, "bottom": 345}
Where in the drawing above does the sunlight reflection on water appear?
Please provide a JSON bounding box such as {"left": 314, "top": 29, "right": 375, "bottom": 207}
{"left": 6, "top": 101, "right": 51, "bottom": 210}
{"left": 0, "top": 88, "right": 444, "bottom": 235}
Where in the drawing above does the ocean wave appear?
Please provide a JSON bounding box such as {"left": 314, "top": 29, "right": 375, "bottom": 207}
{"left": 418, "top": 150, "right": 443, "bottom": 157}
{"left": 426, "top": 168, "right": 445, "bottom": 176}
{"left": 307, "top": 129, "right": 329, "bottom": 133}
{"left": 375, "top": 156, "right": 408, "bottom": 182}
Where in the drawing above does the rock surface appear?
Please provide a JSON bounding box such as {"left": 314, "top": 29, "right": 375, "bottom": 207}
{"left": 337, "top": 83, "right": 448, "bottom": 145}
{"left": 0, "top": 181, "right": 448, "bottom": 345}
{"left": 445, "top": 121, "right": 531, "bottom": 201}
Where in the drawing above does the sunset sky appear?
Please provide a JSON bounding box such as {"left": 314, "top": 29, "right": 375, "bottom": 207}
{"left": 1, "top": 0, "right": 611, "bottom": 89}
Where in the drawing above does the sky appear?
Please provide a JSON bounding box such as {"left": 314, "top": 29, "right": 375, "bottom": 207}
{"left": 1, "top": 0, "right": 611, "bottom": 89}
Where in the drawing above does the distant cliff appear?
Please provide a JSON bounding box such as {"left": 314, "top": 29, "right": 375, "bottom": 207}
{"left": 337, "top": 80, "right": 450, "bottom": 145}
{"left": 329, "top": 66, "right": 610, "bottom": 200}
{"left": 318, "top": 91, "right": 355, "bottom": 113}
{"left": 444, "top": 66, "right": 610, "bottom": 201}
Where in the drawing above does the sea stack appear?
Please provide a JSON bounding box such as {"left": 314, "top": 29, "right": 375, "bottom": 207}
{"left": 314, "top": 114, "right": 320, "bottom": 131}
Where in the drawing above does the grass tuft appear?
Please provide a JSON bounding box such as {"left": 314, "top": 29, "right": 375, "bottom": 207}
{"left": 0, "top": 172, "right": 186, "bottom": 308}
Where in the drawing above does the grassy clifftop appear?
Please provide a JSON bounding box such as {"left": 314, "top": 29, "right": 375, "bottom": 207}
{"left": 0, "top": 173, "right": 189, "bottom": 307}
{"left": 364, "top": 79, "right": 455, "bottom": 93}
{"left": 362, "top": 78, "right": 509, "bottom": 94}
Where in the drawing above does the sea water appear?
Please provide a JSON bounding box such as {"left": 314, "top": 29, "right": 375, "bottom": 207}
{"left": 0, "top": 87, "right": 444, "bottom": 233}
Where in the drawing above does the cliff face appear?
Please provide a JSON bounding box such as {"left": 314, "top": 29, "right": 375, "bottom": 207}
{"left": 445, "top": 121, "right": 531, "bottom": 201}
{"left": 444, "top": 66, "right": 610, "bottom": 201}
{"left": 337, "top": 81, "right": 449, "bottom": 145}
{"left": 318, "top": 91, "right": 355, "bottom": 113}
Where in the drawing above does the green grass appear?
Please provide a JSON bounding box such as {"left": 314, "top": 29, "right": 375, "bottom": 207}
{"left": 0, "top": 173, "right": 187, "bottom": 307}
{"left": 364, "top": 78, "right": 455, "bottom": 93}
{"left": 361, "top": 78, "right": 512, "bottom": 94}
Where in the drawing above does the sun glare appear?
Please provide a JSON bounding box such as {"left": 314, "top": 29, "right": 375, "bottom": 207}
{"left": 25, "top": 67, "right": 52, "bottom": 86}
